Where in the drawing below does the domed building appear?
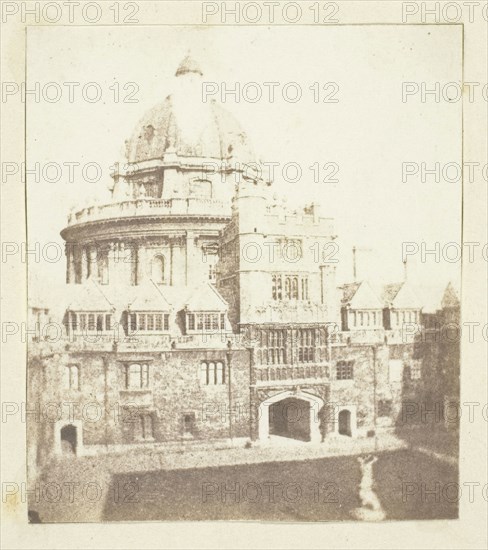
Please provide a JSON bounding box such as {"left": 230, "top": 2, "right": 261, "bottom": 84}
{"left": 60, "top": 56, "right": 259, "bottom": 342}
{"left": 28, "top": 56, "right": 440, "bottom": 479}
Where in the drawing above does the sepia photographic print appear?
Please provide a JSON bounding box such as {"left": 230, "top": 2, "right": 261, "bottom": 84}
{"left": 1, "top": 2, "right": 487, "bottom": 549}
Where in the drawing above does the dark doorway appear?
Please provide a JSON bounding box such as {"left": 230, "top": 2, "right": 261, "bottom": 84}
{"left": 60, "top": 424, "right": 77, "bottom": 455}
{"left": 338, "top": 410, "right": 352, "bottom": 436}
{"left": 269, "top": 397, "right": 311, "bottom": 442}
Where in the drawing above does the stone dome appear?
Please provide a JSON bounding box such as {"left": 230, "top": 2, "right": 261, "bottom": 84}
{"left": 126, "top": 56, "right": 255, "bottom": 165}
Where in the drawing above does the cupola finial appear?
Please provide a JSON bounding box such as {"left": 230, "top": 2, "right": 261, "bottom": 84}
{"left": 175, "top": 53, "right": 203, "bottom": 77}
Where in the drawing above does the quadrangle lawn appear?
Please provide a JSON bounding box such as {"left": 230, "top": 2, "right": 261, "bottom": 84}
{"left": 97, "top": 450, "right": 458, "bottom": 522}
{"left": 30, "top": 449, "right": 458, "bottom": 523}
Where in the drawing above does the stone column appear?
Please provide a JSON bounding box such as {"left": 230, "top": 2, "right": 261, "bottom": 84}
{"left": 81, "top": 246, "right": 88, "bottom": 281}
{"left": 130, "top": 243, "right": 138, "bottom": 286}
{"left": 136, "top": 243, "right": 146, "bottom": 285}
{"left": 185, "top": 231, "right": 194, "bottom": 286}
{"left": 108, "top": 242, "right": 118, "bottom": 287}
{"left": 65, "top": 244, "right": 75, "bottom": 284}
{"left": 119, "top": 242, "right": 127, "bottom": 284}
{"left": 89, "top": 244, "right": 98, "bottom": 280}
{"left": 97, "top": 244, "right": 109, "bottom": 285}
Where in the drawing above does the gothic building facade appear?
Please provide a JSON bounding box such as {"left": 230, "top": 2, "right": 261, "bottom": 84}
{"left": 27, "top": 57, "right": 458, "bottom": 470}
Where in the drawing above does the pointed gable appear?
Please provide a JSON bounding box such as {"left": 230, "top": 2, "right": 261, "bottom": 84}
{"left": 66, "top": 279, "right": 114, "bottom": 311}
{"left": 441, "top": 282, "right": 460, "bottom": 309}
{"left": 340, "top": 282, "right": 361, "bottom": 305}
{"left": 175, "top": 55, "right": 203, "bottom": 77}
{"left": 126, "top": 281, "right": 172, "bottom": 311}
{"left": 340, "top": 281, "right": 383, "bottom": 309}
{"left": 185, "top": 284, "right": 228, "bottom": 312}
{"left": 382, "top": 281, "right": 422, "bottom": 309}
{"left": 381, "top": 283, "right": 403, "bottom": 306}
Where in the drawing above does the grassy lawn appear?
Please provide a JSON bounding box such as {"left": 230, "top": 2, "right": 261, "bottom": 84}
{"left": 101, "top": 450, "right": 458, "bottom": 522}
{"left": 396, "top": 426, "right": 459, "bottom": 458}
{"left": 373, "top": 450, "right": 458, "bottom": 520}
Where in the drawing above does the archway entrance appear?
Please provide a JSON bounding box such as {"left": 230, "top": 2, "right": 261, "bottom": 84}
{"left": 269, "top": 397, "right": 311, "bottom": 441}
{"left": 338, "top": 409, "right": 352, "bottom": 436}
{"left": 60, "top": 424, "right": 77, "bottom": 455}
{"left": 258, "top": 390, "right": 324, "bottom": 444}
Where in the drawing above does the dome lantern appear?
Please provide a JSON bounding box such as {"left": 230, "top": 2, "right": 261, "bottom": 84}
{"left": 124, "top": 56, "right": 255, "bottom": 165}
{"left": 175, "top": 54, "right": 203, "bottom": 77}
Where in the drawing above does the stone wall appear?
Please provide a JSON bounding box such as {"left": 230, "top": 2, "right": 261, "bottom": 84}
{"left": 28, "top": 346, "right": 251, "bottom": 464}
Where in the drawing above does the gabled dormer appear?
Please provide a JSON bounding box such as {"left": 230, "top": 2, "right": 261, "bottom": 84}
{"left": 339, "top": 281, "right": 383, "bottom": 331}
{"left": 382, "top": 281, "right": 422, "bottom": 330}
{"left": 124, "top": 280, "right": 172, "bottom": 335}
{"left": 183, "top": 284, "right": 230, "bottom": 334}
{"left": 63, "top": 279, "right": 115, "bottom": 335}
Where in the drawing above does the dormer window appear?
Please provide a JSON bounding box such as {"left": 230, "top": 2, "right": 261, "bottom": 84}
{"left": 64, "top": 311, "right": 114, "bottom": 334}
{"left": 143, "top": 125, "right": 155, "bottom": 141}
{"left": 186, "top": 312, "right": 225, "bottom": 333}
{"left": 126, "top": 312, "right": 170, "bottom": 334}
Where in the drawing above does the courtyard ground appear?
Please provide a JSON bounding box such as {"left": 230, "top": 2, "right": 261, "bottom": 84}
{"left": 29, "top": 440, "right": 458, "bottom": 522}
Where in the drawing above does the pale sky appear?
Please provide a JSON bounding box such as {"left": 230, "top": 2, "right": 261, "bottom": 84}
{"left": 26, "top": 24, "right": 462, "bottom": 296}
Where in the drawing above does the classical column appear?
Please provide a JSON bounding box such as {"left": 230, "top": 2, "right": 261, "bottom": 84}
{"left": 108, "top": 242, "right": 117, "bottom": 287}
{"left": 185, "top": 231, "right": 194, "bottom": 286}
{"left": 97, "top": 244, "right": 109, "bottom": 285}
{"left": 119, "top": 241, "right": 127, "bottom": 284}
{"left": 65, "top": 244, "right": 75, "bottom": 284}
{"left": 136, "top": 243, "right": 146, "bottom": 285}
{"left": 130, "top": 243, "right": 138, "bottom": 286}
{"left": 81, "top": 246, "right": 88, "bottom": 281}
{"left": 88, "top": 244, "right": 98, "bottom": 280}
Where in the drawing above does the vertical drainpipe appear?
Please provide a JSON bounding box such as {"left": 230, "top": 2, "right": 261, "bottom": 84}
{"left": 103, "top": 354, "right": 109, "bottom": 451}
{"left": 226, "top": 340, "right": 233, "bottom": 444}
{"left": 372, "top": 345, "right": 378, "bottom": 452}
{"left": 248, "top": 344, "right": 255, "bottom": 441}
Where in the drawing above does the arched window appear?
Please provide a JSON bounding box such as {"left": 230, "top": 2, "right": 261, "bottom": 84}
{"left": 292, "top": 277, "right": 299, "bottom": 299}
{"left": 215, "top": 362, "right": 225, "bottom": 384}
{"left": 272, "top": 275, "right": 277, "bottom": 300}
{"left": 200, "top": 361, "right": 226, "bottom": 385}
{"left": 151, "top": 255, "right": 165, "bottom": 284}
{"left": 183, "top": 413, "right": 196, "bottom": 435}
{"left": 285, "top": 278, "right": 291, "bottom": 299}
{"left": 208, "top": 362, "right": 215, "bottom": 384}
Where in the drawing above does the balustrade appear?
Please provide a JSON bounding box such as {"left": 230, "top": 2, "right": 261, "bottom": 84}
{"left": 67, "top": 198, "right": 229, "bottom": 225}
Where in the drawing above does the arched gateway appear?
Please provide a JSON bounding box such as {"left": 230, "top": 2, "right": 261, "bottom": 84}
{"left": 258, "top": 390, "right": 324, "bottom": 443}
